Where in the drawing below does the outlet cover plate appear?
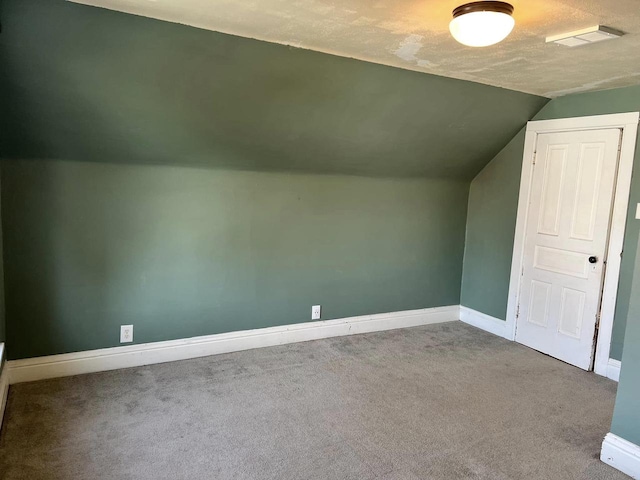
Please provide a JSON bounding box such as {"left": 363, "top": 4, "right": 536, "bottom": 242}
{"left": 120, "top": 325, "right": 134, "bottom": 343}
{"left": 636, "top": 203, "right": 640, "bottom": 219}
{"left": 312, "top": 305, "right": 321, "bottom": 320}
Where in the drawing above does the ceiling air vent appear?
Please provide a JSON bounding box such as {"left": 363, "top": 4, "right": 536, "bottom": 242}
{"left": 546, "top": 25, "right": 623, "bottom": 47}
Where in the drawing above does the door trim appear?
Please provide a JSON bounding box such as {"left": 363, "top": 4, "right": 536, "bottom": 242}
{"left": 506, "top": 112, "right": 639, "bottom": 376}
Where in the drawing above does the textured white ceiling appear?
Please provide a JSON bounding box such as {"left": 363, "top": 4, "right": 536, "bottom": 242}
{"left": 68, "top": 0, "right": 640, "bottom": 97}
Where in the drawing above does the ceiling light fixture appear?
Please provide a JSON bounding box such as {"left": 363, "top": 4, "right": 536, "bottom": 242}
{"left": 450, "top": 1, "right": 515, "bottom": 47}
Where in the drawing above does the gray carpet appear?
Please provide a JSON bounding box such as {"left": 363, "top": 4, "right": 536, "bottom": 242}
{"left": 0, "top": 322, "right": 628, "bottom": 480}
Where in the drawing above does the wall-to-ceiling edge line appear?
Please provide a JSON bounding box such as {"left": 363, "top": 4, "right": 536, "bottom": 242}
{"left": 68, "top": 0, "right": 554, "bottom": 98}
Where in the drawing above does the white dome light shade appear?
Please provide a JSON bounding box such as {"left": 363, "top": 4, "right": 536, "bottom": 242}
{"left": 450, "top": 2, "right": 515, "bottom": 47}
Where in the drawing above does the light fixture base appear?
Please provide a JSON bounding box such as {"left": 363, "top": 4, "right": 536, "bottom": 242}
{"left": 453, "top": 1, "right": 514, "bottom": 19}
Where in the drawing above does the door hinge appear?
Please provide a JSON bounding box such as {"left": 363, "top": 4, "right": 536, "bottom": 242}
{"left": 516, "top": 304, "right": 520, "bottom": 319}
{"left": 532, "top": 151, "right": 537, "bottom": 165}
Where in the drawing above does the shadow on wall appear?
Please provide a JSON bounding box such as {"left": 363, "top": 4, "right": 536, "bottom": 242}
{"left": 0, "top": 0, "right": 547, "bottom": 179}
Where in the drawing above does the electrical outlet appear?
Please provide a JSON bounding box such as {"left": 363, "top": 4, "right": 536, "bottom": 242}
{"left": 120, "top": 325, "right": 133, "bottom": 343}
{"left": 312, "top": 305, "right": 321, "bottom": 320}
{"left": 636, "top": 203, "right": 640, "bottom": 220}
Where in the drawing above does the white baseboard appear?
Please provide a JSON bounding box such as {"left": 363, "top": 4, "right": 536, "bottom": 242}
{"left": 7, "top": 305, "right": 459, "bottom": 384}
{"left": 459, "top": 306, "right": 508, "bottom": 339}
{"left": 0, "top": 366, "right": 8, "bottom": 430}
{"left": 601, "top": 433, "right": 640, "bottom": 479}
{"left": 606, "top": 359, "right": 622, "bottom": 382}
{"left": 0, "top": 343, "right": 9, "bottom": 432}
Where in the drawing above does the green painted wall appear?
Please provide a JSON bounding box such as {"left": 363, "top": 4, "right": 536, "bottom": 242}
{"left": 0, "top": 0, "right": 548, "bottom": 360}
{"left": 0, "top": 169, "right": 5, "bottom": 374}
{"left": 0, "top": 0, "right": 546, "bottom": 180}
{"left": 610, "top": 233, "right": 640, "bottom": 446}
{"left": 0, "top": 169, "right": 4, "bottom": 346}
{"left": 460, "top": 130, "right": 526, "bottom": 319}
{"left": 2, "top": 161, "right": 469, "bottom": 360}
{"left": 460, "top": 84, "right": 640, "bottom": 361}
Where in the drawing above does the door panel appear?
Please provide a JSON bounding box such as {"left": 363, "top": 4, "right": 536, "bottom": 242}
{"left": 533, "top": 245, "right": 589, "bottom": 278}
{"left": 527, "top": 280, "right": 551, "bottom": 327}
{"left": 537, "top": 145, "right": 567, "bottom": 236}
{"left": 570, "top": 144, "right": 603, "bottom": 240}
{"left": 515, "top": 129, "right": 621, "bottom": 370}
{"left": 557, "top": 287, "right": 585, "bottom": 339}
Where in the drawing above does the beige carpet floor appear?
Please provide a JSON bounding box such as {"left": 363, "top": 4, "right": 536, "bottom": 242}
{"left": 0, "top": 321, "right": 629, "bottom": 479}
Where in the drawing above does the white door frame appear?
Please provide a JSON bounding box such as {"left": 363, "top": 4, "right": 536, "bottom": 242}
{"left": 506, "top": 112, "right": 639, "bottom": 377}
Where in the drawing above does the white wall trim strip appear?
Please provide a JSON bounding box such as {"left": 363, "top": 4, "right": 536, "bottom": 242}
{"left": 601, "top": 433, "right": 640, "bottom": 479}
{"left": 0, "top": 367, "right": 8, "bottom": 432}
{"left": 606, "top": 358, "right": 622, "bottom": 382}
{"left": 0, "top": 343, "right": 9, "bottom": 432}
{"left": 7, "top": 306, "right": 459, "bottom": 384}
{"left": 459, "top": 306, "right": 508, "bottom": 339}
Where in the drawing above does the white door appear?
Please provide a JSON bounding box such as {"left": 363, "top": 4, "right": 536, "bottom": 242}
{"left": 515, "top": 128, "right": 622, "bottom": 370}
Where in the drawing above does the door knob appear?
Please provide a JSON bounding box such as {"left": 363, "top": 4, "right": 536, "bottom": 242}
{"left": 589, "top": 256, "right": 598, "bottom": 264}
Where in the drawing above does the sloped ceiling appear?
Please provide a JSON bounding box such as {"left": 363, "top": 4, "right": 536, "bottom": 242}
{"left": 68, "top": 0, "right": 640, "bottom": 97}
{"left": 0, "top": 0, "right": 547, "bottom": 178}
